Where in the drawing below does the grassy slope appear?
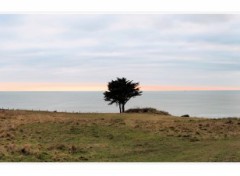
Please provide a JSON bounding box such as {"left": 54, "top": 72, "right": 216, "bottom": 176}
{"left": 0, "top": 110, "right": 240, "bottom": 162}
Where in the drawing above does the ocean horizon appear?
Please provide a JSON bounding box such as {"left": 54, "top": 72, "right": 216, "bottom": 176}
{"left": 0, "top": 90, "right": 240, "bottom": 118}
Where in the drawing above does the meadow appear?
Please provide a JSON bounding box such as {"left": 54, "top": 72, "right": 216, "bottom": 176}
{"left": 0, "top": 109, "right": 240, "bottom": 162}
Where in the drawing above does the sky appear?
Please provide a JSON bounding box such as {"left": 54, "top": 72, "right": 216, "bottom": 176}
{"left": 0, "top": 14, "right": 240, "bottom": 91}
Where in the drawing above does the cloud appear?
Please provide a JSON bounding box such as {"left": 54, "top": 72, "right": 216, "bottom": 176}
{"left": 0, "top": 14, "right": 239, "bottom": 90}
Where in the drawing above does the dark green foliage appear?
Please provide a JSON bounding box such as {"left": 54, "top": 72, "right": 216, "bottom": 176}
{"left": 103, "top": 77, "right": 142, "bottom": 113}
{"left": 125, "top": 107, "right": 171, "bottom": 116}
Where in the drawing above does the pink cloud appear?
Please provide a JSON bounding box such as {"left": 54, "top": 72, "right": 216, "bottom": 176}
{"left": 0, "top": 82, "right": 239, "bottom": 91}
{"left": 142, "top": 85, "right": 240, "bottom": 91}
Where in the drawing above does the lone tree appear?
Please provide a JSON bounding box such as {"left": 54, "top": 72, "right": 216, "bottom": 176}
{"left": 103, "top": 77, "right": 142, "bottom": 113}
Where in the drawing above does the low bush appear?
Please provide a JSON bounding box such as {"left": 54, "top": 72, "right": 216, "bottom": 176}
{"left": 125, "top": 107, "right": 171, "bottom": 115}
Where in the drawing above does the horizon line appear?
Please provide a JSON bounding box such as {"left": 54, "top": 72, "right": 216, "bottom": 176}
{"left": 0, "top": 82, "right": 239, "bottom": 91}
{"left": 0, "top": 90, "right": 240, "bottom": 92}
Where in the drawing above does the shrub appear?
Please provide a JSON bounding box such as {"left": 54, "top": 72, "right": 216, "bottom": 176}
{"left": 125, "top": 107, "right": 171, "bottom": 116}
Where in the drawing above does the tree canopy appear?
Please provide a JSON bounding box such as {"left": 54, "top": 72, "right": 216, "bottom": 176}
{"left": 103, "top": 77, "right": 142, "bottom": 113}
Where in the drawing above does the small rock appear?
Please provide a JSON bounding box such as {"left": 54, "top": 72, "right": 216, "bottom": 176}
{"left": 181, "top": 114, "right": 190, "bottom": 117}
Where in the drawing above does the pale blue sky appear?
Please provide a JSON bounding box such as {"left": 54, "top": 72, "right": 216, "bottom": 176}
{"left": 0, "top": 14, "right": 240, "bottom": 90}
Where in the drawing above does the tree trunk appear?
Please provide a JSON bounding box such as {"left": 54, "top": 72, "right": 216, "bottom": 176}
{"left": 122, "top": 104, "right": 125, "bottom": 113}
{"left": 119, "top": 104, "right": 122, "bottom": 113}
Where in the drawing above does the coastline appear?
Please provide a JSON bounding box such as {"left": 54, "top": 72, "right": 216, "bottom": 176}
{"left": 0, "top": 91, "right": 240, "bottom": 118}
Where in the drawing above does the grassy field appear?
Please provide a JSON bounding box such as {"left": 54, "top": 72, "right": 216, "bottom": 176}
{"left": 0, "top": 109, "right": 240, "bottom": 162}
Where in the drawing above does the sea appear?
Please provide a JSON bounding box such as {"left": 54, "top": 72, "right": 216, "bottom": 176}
{"left": 0, "top": 91, "right": 240, "bottom": 118}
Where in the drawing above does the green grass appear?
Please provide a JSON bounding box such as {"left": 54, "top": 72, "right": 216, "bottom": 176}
{"left": 0, "top": 110, "right": 240, "bottom": 161}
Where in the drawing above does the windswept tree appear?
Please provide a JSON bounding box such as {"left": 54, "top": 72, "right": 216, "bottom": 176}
{"left": 103, "top": 77, "right": 142, "bottom": 113}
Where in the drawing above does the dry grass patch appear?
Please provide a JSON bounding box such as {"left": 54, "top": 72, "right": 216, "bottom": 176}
{"left": 0, "top": 110, "right": 240, "bottom": 161}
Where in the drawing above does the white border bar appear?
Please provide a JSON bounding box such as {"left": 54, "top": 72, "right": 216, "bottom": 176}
{"left": 0, "top": 163, "right": 240, "bottom": 176}
{"left": 0, "top": 0, "right": 240, "bottom": 13}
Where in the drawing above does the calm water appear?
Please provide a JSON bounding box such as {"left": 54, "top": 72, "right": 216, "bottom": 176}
{"left": 0, "top": 91, "right": 240, "bottom": 118}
